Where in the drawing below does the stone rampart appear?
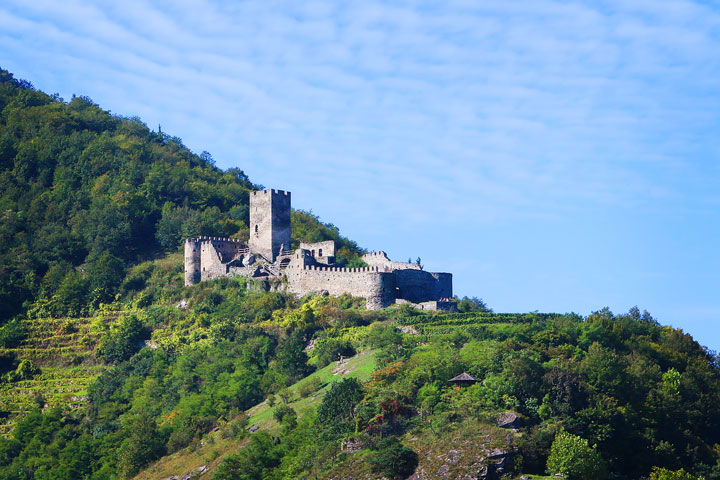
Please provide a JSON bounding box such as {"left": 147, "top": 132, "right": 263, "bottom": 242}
{"left": 286, "top": 265, "right": 393, "bottom": 309}
{"left": 390, "top": 269, "right": 453, "bottom": 303}
{"left": 362, "top": 251, "right": 422, "bottom": 271}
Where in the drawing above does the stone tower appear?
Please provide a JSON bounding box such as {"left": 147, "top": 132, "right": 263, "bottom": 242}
{"left": 249, "top": 189, "right": 291, "bottom": 261}
{"left": 184, "top": 238, "right": 201, "bottom": 286}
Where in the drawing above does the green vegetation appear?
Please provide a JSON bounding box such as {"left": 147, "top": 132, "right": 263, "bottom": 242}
{"left": 1, "top": 67, "right": 720, "bottom": 480}
{"left": 546, "top": 429, "right": 605, "bottom": 479}
{"left": 0, "top": 67, "right": 364, "bottom": 325}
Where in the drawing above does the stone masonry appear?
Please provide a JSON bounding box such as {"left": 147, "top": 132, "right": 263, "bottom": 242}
{"left": 184, "top": 188, "right": 453, "bottom": 310}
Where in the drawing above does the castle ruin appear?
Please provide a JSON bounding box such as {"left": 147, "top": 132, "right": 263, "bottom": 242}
{"left": 184, "top": 189, "right": 453, "bottom": 310}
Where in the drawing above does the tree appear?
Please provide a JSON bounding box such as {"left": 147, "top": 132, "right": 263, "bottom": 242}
{"left": 0, "top": 319, "right": 26, "bottom": 348}
{"left": 88, "top": 252, "right": 124, "bottom": 306}
{"left": 457, "top": 296, "right": 492, "bottom": 313}
{"left": 368, "top": 437, "right": 419, "bottom": 480}
{"left": 317, "top": 378, "right": 364, "bottom": 436}
{"left": 649, "top": 467, "right": 705, "bottom": 480}
{"left": 274, "top": 331, "right": 313, "bottom": 383}
{"left": 117, "top": 413, "right": 166, "bottom": 478}
{"left": 273, "top": 404, "right": 298, "bottom": 429}
{"left": 155, "top": 202, "right": 190, "bottom": 250}
{"left": 212, "top": 432, "right": 280, "bottom": 480}
{"left": 99, "top": 314, "right": 147, "bottom": 364}
{"left": 546, "top": 429, "right": 605, "bottom": 480}
{"left": 314, "top": 338, "right": 356, "bottom": 368}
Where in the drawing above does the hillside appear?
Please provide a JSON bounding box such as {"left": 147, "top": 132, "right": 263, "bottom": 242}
{"left": 1, "top": 68, "right": 720, "bottom": 480}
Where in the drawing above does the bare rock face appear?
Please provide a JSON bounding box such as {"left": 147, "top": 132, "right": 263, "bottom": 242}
{"left": 341, "top": 437, "right": 366, "bottom": 453}
{"left": 408, "top": 440, "right": 513, "bottom": 480}
{"left": 496, "top": 411, "right": 521, "bottom": 430}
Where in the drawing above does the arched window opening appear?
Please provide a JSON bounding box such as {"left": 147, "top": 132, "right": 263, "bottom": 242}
{"left": 319, "top": 248, "right": 323, "bottom": 257}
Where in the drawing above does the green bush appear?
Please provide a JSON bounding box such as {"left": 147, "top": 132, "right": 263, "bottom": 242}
{"left": 298, "top": 377, "right": 323, "bottom": 398}
{"left": 317, "top": 378, "right": 364, "bottom": 436}
{"left": 98, "top": 314, "right": 147, "bottom": 364}
{"left": 546, "top": 429, "right": 605, "bottom": 480}
{"left": 273, "top": 404, "right": 297, "bottom": 429}
{"left": 649, "top": 467, "right": 705, "bottom": 480}
{"left": 6, "top": 359, "right": 40, "bottom": 381}
{"left": 0, "top": 318, "right": 27, "bottom": 348}
{"left": 367, "top": 437, "right": 419, "bottom": 480}
{"left": 315, "top": 338, "right": 356, "bottom": 368}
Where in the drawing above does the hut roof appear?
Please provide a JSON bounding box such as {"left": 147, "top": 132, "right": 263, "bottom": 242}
{"left": 449, "top": 372, "right": 477, "bottom": 383}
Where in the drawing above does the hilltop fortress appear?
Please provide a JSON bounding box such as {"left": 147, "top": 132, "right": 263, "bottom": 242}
{"left": 184, "top": 189, "right": 453, "bottom": 310}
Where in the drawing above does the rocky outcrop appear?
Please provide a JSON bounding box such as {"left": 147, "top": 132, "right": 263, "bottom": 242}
{"left": 496, "top": 411, "right": 521, "bottom": 430}
{"left": 408, "top": 438, "right": 513, "bottom": 480}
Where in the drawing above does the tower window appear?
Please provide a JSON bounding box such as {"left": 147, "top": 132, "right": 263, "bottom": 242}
{"left": 255, "top": 225, "right": 258, "bottom": 235}
{"left": 319, "top": 248, "right": 323, "bottom": 257}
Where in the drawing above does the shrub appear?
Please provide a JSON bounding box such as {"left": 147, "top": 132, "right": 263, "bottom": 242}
{"left": 367, "top": 436, "right": 419, "bottom": 480}
{"left": 298, "top": 377, "right": 323, "bottom": 398}
{"left": 273, "top": 404, "right": 297, "bottom": 429}
{"left": 98, "top": 314, "right": 147, "bottom": 364}
{"left": 546, "top": 429, "right": 605, "bottom": 480}
{"left": 222, "top": 415, "right": 249, "bottom": 439}
{"left": 6, "top": 359, "right": 40, "bottom": 381}
{"left": 213, "top": 432, "right": 280, "bottom": 480}
{"left": 315, "top": 338, "right": 356, "bottom": 368}
{"left": 317, "top": 378, "right": 364, "bottom": 436}
{"left": 0, "top": 319, "right": 27, "bottom": 348}
{"left": 649, "top": 467, "right": 705, "bottom": 480}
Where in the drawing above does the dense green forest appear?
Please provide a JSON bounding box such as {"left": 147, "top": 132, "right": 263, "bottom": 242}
{"left": 1, "top": 68, "right": 719, "bottom": 480}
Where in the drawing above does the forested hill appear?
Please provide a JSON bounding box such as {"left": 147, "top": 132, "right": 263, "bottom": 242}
{"left": 0, "top": 68, "right": 362, "bottom": 323}
{"left": 1, "top": 67, "right": 720, "bottom": 480}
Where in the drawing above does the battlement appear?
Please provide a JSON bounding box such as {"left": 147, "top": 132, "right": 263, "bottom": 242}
{"left": 252, "top": 189, "right": 290, "bottom": 197}
{"left": 364, "top": 251, "right": 388, "bottom": 258}
{"left": 301, "top": 265, "right": 380, "bottom": 273}
{"left": 186, "top": 236, "right": 245, "bottom": 244}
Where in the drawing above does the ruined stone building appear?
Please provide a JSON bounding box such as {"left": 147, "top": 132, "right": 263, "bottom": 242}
{"left": 184, "top": 189, "right": 453, "bottom": 310}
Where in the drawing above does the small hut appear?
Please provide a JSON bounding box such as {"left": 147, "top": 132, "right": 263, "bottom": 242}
{"left": 449, "top": 372, "right": 478, "bottom": 390}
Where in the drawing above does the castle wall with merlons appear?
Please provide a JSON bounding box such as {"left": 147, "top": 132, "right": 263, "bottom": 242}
{"left": 283, "top": 262, "right": 451, "bottom": 309}
{"left": 362, "top": 251, "right": 421, "bottom": 272}
{"left": 184, "top": 237, "right": 247, "bottom": 284}
{"left": 285, "top": 264, "right": 394, "bottom": 309}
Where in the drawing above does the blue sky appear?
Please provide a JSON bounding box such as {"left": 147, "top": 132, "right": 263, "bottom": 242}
{"left": 2, "top": 0, "right": 719, "bottom": 350}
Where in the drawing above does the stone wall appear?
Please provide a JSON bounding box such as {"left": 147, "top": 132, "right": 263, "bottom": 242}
{"left": 299, "top": 240, "right": 335, "bottom": 257}
{"left": 186, "top": 237, "right": 247, "bottom": 282}
{"left": 284, "top": 263, "right": 451, "bottom": 309}
{"left": 285, "top": 265, "right": 394, "bottom": 309}
{"left": 362, "top": 251, "right": 421, "bottom": 272}
{"left": 392, "top": 269, "right": 452, "bottom": 303}
{"left": 299, "top": 240, "right": 336, "bottom": 264}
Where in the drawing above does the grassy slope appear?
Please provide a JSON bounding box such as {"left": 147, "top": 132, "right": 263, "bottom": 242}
{"left": 134, "top": 350, "right": 378, "bottom": 480}
{"left": 134, "top": 311, "right": 564, "bottom": 480}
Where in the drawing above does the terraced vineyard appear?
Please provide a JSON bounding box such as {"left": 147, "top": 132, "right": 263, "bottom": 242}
{"left": 396, "top": 311, "right": 568, "bottom": 336}
{"left": 0, "top": 313, "right": 121, "bottom": 435}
